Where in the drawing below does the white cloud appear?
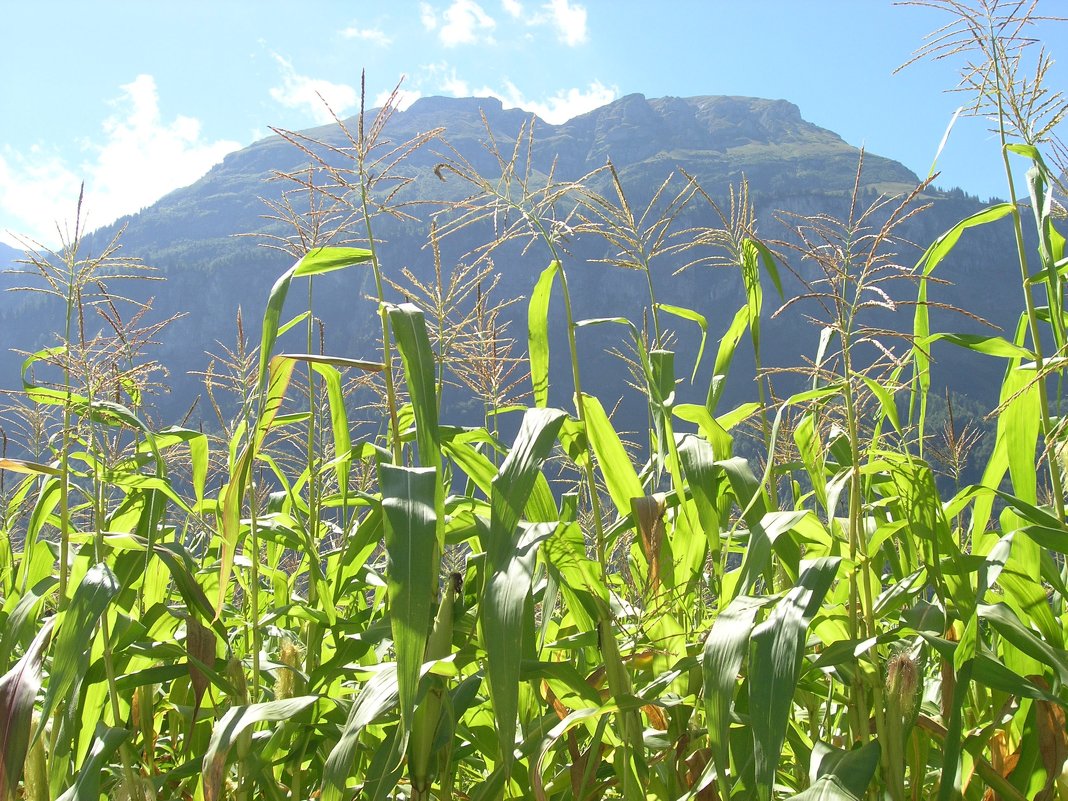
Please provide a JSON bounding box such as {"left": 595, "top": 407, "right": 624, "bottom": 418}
{"left": 269, "top": 54, "right": 359, "bottom": 124}
{"left": 0, "top": 74, "right": 240, "bottom": 247}
{"left": 372, "top": 88, "right": 423, "bottom": 111}
{"left": 340, "top": 25, "right": 392, "bottom": 46}
{"left": 485, "top": 79, "right": 616, "bottom": 124}
{"left": 501, "top": 0, "right": 524, "bottom": 18}
{"left": 424, "top": 62, "right": 472, "bottom": 96}
{"left": 421, "top": 60, "right": 615, "bottom": 123}
{"left": 439, "top": 0, "right": 496, "bottom": 47}
{"left": 420, "top": 2, "right": 437, "bottom": 30}
{"left": 544, "top": 0, "right": 587, "bottom": 45}
{"left": 441, "top": 71, "right": 471, "bottom": 97}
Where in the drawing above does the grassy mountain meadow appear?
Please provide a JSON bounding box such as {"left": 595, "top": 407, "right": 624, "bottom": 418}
{"left": 3, "top": 2, "right": 1068, "bottom": 800}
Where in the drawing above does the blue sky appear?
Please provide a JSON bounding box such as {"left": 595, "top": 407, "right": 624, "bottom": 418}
{"left": 1, "top": 1, "right": 1065, "bottom": 247}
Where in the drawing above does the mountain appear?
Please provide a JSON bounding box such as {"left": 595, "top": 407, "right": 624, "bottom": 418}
{"left": 0, "top": 242, "right": 21, "bottom": 267}
{"left": 0, "top": 94, "right": 1016, "bottom": 445}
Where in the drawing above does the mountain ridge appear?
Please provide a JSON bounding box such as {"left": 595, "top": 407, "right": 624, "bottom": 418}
{"left": 0, "top": 93, "right": 1006, "bottom": 438}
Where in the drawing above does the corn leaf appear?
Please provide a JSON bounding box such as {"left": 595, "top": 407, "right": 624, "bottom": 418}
{"left": 528, "top": 261, "right": 560, "bottom": 408}
{"left": 258, "top": 247, "right": 372, "bottom": 391}
{"left": 786, "top": 741, "right": 881, "bottom": 801}
{"left": 38, "top": 564, "right": 120, "bottom": 731}
{"left": 750, "top": 557, "right": 840, "bottom": 801}
{"left": 320, "top": 665, "right": 400, "bottom": 801}
{"left": 582, "top": 393, "right": 643, "bottom": 517}
{"left": 702, "top": 595, "right": 767, "bottom": 798}
{"left": 54, "top": 724, "right": 129, "bottom": 801}
{"left": 387, "top": 303, "right": 441, "bottom": 474}
{"left": 381, "top": 464, "right": 439, "bottom": 735}
{"left": 202, "top": 696, "right": 319, "bottom": 801}
{"left": 0, "top": 618, "right": 53, "bottom": 801}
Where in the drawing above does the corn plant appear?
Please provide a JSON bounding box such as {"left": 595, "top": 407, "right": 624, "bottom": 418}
{"left": 3, "top": 3, "right": 1068, "bottom": 800}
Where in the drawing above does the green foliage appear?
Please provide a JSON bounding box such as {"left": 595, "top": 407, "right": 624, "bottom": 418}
{"left": 3, "top": 7, "right": 1068, "bottom": 800}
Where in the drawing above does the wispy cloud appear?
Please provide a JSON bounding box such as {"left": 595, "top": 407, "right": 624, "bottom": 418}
{"left": 495, "top": 0, "right": 587, "bottom": 45}
{"left": 543, "top": 0, "right": 587, "bottom": 46}
{"left": 489, "top": 79, "right": 614, "bottom": 123}
{"left": 428, "top": 63, "right": 615, "bottom": 123}
{"left": 437, "top": 0, "right": 497, "bottom": 47}
{"left": 269, "top": 53, "right": 359, "bottom": 124}
{"left": 372, "top": 87, "right": 423, "bottom": 111}
{"left": 440, "top": 70, "right": 471, "bottom": 97}
{"left": 340, "top": 25, "right": 392, "bottom": 46}
{"left": 420, "top": 2, "right": 438, "bottom": 30}
{"left": 0, "top": 74, "right": 240, "bottom": 246}
{"left": 423, "top": 0, "right": 584, "bottom": 47}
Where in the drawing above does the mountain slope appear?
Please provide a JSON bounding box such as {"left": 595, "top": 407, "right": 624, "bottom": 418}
{"left": 0, "top": 94, "right": 1012, "bottom": 434}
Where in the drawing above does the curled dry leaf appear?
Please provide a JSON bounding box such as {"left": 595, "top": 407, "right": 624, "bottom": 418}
{"left": 632, "top": 495, "right": 667, "bottom": 596}
{"left": 1030, "top": 675, "right": 1068, "bottom": 801}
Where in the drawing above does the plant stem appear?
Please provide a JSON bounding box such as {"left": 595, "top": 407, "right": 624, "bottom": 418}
{"left": 360, "top": 182, "right": 402, "bottom": 465}
{"left": 991, "top": 33, "right": 1067, "bottom": 521}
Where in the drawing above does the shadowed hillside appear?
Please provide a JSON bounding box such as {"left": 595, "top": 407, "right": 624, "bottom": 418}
{"left": 0, "top": 94, "right": 1012, "bottom": 443}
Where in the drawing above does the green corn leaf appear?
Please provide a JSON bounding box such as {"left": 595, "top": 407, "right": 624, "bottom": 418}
{"left": 748, "top": 237, "right": 784, "bottom": 298}
{"left": 0, "top": 577, "right": 56, "bottom": 674}
{"left": 386, "top": 303, "right": 441, "bottom": 474}
{"left": 277, "top": 310, "right": 311, "bottom": 337}
{"left": 673, "top": 404, "right": 733, "bottom": 458}
{"left": 656, "top": 303, "right": 708, "bottom": 382}
{"left": 750, "top": 557, "right": 841, "bottom": 801}
{"left": 678, "top": 433, "right": 722, "bottom": 563}
{"left": 528, "top": 260, "right": 560, "bottom": 408}
{"left": 1006, "top": 142, "right": 1043, "bottom": 161}
{"left": 258, "top": 247, "right": 372, "bottom": 391}
{"left": 362, "top": 726, "right": 406, "bottom": 801}
{"left": 488, "top": 408, "right": 566, "bottom": 562}
{"left": 859, "top": 375, "right": 901, "bottom": 433}
{"left": 911, "top": 202, "right": 1016, "bottom": 434}
{"left": 278, "top": 352, "right": 384, "bottom": 372}
{"left": 320, "top": 665, "right": 399, "bottom": 801}
{"left": 979, "top": 603, "right": 1068, "bottom": 685}
{"left": 480, "top": 408, "right": 564, "bottom": 774}
{"left": 482, "top": 522, "right": 557, "bottom": 774}
{"left": 972, "top": 654, "right": 1062, "bottom": 702}
{"left": 1002, "top": 366, "right": 1041, "bottom": 506}
{"left": 581, "top": 393, "right": 643, "bottom": 517}
{"left": 381, "top": 464, "right": 439, "bottom": 735}
{"left": 793, "top": 413, "right": 827, "bottom": 510}
{"left": 543, "top": 521, "right": 608, "bottom": 627}
{"left": 707, "top": 304, "right": 749, "bottom": 414}
{"left": 217, "top": 354, "right": 297, "bottom": 617}
{"left": 919, "top": 332, "right": 1033, "bottom": 359}
{"left": 702, "top": 595, "right": 768, "bottom": 798}
{"left": 54, "top": 724, "right": 129, "bottom": 801}
{"left": 917, "top": 203, "right": 1016, "bottom": 277}
{"left": 938, "top": 649, "right": 975, "bottom": 801}
{"left": 971, "top": 328, "right": 1039, "bottom": 535}
{"left": 151, "top": 542, "right": 221, "bottom": 633}
{"left": 20, "top": 382, "right": 165, "bottom": 475}
{"left": 304, "top": 361, "right": 354, "bottom": 493}
{"left": 38, "top": 564, "right": 120, "bottom": 731}
{"left": 202, "top": 696, "right": 319, "bottom": 801}
{"left": 0, "top": 618, "right": 53, "bottom": 801}
{"left": 786, "top": 741, "right": 881, "bottom": 801}
{"left": 140, "top": 426, "right": 208, "bottom": 508}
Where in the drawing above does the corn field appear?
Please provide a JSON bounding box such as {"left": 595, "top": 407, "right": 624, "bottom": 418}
{"left": 3, "top": 2, "right": 1068, "bottom": 799}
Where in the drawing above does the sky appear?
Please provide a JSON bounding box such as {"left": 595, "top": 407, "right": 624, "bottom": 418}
{"left": 1, "top": 1, "right": 1066, "bottom": 248}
